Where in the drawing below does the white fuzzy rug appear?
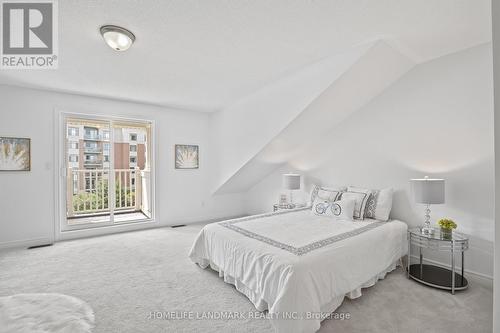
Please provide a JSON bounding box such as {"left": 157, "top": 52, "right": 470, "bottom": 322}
{"left": 0, "top": 293, "right": 94, "bottom": 333}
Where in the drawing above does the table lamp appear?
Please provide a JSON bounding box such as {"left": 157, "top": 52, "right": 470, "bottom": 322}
{"left": 411, "top": 176, "right": 445, "bottom": 235}
{"left": 283, "top": 173, "right": 301, "bottom": 207}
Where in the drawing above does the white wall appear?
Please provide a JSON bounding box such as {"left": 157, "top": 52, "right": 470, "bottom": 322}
{"left": 0, "top": 85, "right": 244, "bottom": 248}
{"left": 246, "top": 43, "right": 495, "bottom": 279}
{"left": 492, "top": 0, "right": 500, "bottom": 328}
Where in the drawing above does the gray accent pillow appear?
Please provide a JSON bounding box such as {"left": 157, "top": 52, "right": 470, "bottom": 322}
{"left": 309, "top": 184, "right": 344, "bottom": 206}
{"left": 343, "top": 187, "right": 372, "bottom": 220}
{"left": 364, "top": 188, "right": 394, "bottom": 222}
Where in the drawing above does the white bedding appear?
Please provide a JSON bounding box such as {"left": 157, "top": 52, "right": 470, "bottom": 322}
{"left": 188, "top": 207, "right": 407, "bottom": 333}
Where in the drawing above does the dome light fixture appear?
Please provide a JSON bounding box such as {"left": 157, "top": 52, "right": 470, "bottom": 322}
{"left": 100, "top": 25, "right": 135, "bottom": 51}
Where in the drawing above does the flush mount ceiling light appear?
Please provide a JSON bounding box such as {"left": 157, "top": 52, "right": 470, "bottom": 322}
{"left": 100, "top": 25, "right": 135, "bottom": 51}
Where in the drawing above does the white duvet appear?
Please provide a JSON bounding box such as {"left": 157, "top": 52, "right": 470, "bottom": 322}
{"left": 189, "top": 208, "right": 407, "bottom": 333}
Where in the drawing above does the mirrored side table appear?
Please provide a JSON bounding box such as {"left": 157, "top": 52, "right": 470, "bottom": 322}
{"left": 407, "top": 227, "right": 469, "bottom": 294}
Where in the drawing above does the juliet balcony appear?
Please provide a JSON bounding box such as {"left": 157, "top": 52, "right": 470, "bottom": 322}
{"left": 66, "top": 168, "right": 151, "bottom": 225}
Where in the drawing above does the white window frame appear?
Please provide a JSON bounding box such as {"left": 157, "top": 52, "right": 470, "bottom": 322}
{"left": 55, "top": 111, "right": 156, "bottom": 239}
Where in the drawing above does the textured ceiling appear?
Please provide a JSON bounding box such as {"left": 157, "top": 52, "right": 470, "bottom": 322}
{"left": 0, "top": 0, "right": 491, "bottom": 112}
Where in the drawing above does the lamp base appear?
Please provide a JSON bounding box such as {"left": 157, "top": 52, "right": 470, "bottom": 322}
{"left": 421, "top": 226, "right": 435, "bottom": 235}
{"left": 421, "top": 205, "right": 434, "bottom": 235}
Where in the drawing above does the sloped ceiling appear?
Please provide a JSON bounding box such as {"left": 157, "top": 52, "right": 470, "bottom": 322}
{"left": 210, "top": 42, "right": 375, "bottom": 192}
{"left": 0, "top": 0, "right": 491, "bottom": 112}
{"left": 214, "top": 41, "right": 416, "bottom": 193}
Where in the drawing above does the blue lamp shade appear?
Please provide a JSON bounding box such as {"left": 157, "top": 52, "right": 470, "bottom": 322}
{"left": 283, "top": 174, "right": 301, "bottom": 190}
{"left": 411, "top": 178, "right": 445, "bottom": 204}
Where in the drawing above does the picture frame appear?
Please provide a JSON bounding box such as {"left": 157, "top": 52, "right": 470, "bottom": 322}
{"left": 0, "top": 137, "right": 31, "bottom": 171}
{"left": 175, "top": 144, "right": 199, "bottom": 169}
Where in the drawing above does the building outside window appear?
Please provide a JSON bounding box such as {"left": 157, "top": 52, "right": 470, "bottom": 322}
{"left": 130, "top": 145, "right": 137, "bottom": 152}
{"left": 73, "top": 174, "right": 79, "bottom": 195}
{"left": 130, "top": 133, "right": 137, "bottom": 141}
{"left": 130, "top": 157, "right": 137, "bottom": 164}
{"left": 68, "top": 127, "right": 79, "bottom": 136}
{"left": 85, "top": 177, "right": 96, "bottom": 192}
{"left": 70, "top": 142, "right": 78, "bottom": 149}
{"left": 85, "top": 127, "right": 98, "bottom": 139}
{"left": 69, "top": 155, "right": 78, "bottom": 162}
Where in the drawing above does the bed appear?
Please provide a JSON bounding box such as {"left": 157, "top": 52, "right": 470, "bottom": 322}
{"left": 188, "top": 207, "right": 407, "bottom": 333}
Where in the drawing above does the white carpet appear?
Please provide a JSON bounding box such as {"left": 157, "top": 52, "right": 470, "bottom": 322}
{"left": 0, "top": 223, "right": 493, "bottom": 332}
{"left": 0, "top": 293, "right": 94, "bottom": 333}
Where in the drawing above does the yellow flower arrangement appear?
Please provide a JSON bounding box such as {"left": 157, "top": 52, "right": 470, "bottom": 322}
{"left": 437, "top": 218, "right": 457, "bottom": 230}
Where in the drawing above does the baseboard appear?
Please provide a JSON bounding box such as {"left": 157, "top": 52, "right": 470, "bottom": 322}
{"left": 409, "top": 254, "right": 493, "bottom": 290}
{"left": 58, "top": 219, "right": 159, "bottom": 241}
{"left": 0, "top": 237, "right": 53, "bottom": 250}
{"left": 56, "top": 214, "right": 247, "bottom": 242}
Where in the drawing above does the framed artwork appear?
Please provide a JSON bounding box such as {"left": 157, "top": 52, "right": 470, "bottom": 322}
{"left": 0, "top": 137, "right": 31, "bottom": 171}
{"left": 175, "top": 144, "right": 199, "bottom": 169}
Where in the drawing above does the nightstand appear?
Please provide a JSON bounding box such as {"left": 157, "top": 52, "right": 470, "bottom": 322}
{"left": 407, "top": 227, "right": 469, "bottom": 294}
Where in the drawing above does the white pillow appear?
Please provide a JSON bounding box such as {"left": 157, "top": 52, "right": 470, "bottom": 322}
{"left": 312, "top": 197, "right": 355, "bottom": 221}
{"left": 343, "top": 187, "right": 372, "bottom": 220}
{"left": 364, "top": 188, "right": 393, "bottom": 221}
{"left": 308, "top": 184, "right": 344, "bottom": 206}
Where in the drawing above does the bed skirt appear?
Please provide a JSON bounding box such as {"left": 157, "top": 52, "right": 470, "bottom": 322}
{"left": 195, "top": 257, "right": 402, "bottom": 331}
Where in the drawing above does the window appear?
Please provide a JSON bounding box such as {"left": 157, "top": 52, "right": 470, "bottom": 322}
{"left": 68, "top": 127, "right": 79, "bottom": 136}
{"left": 85, "top": 127, "right": 98, "bottom": 139}
{"left": 63, "top": 115, "right": 153, "bottom": 231}
{"left": 85, "top": 177, "right": 96, "bottom": 191}
{"left": 85, "top": 141, "right": 97, "bottom": 149}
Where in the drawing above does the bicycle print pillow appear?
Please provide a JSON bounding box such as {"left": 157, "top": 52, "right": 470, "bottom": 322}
{"left": 312, "top": 197, "right": 356, "bottom": 221}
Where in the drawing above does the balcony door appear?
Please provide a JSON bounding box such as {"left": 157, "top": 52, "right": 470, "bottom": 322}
{"left": 61, "top": 114, "right": 153, "bottom": 231}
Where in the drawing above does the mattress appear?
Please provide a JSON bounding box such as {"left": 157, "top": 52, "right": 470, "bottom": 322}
{"left": 189, "top": 207, "right": 408, "bottom": 333}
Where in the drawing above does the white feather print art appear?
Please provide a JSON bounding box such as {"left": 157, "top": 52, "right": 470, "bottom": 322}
{"left": 0, "top": 137, "right": 31, "bottom": 171}
{"left": 175, "top": 145, "right": 199, "bottom": 169}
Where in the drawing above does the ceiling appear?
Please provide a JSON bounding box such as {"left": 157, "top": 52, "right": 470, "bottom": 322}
{"left": 0, "top": 0, "right": 491, "bottom": 112}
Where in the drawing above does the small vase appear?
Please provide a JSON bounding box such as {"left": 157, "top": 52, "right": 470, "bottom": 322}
{"left": 441, "top": 227, "right": 453, "bottom": 240}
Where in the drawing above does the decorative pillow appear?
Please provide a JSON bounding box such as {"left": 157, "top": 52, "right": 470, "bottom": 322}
{"left": 342, "top": 187, "right": 372, "bottom": 220}
{"left": 308, "top": 184, "right": 344, "bottom": 206}
{"left": 364, "top": 188, "right": 394, "bottom": 222}
{"left": 312, "top": 197, "right": 355, "bottom": 221}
